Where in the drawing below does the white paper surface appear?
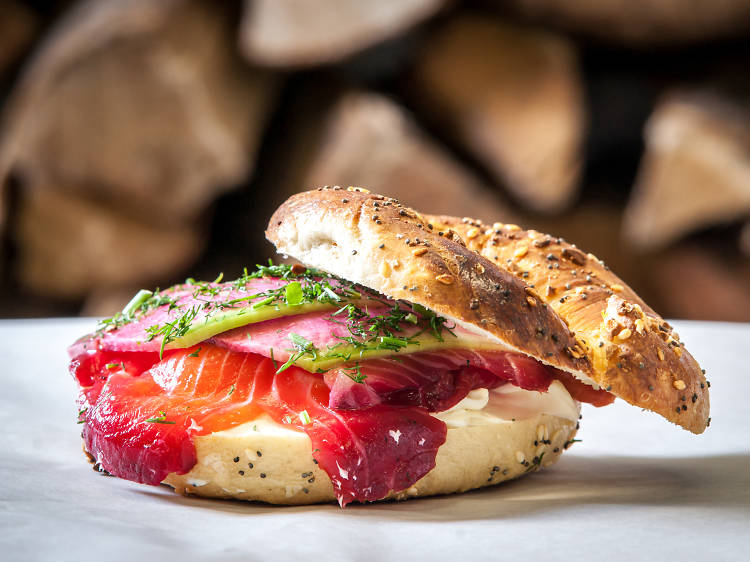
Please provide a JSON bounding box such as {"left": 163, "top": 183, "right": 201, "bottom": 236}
{"left": 1, "top": 318, "right": 748, "bottom": 561}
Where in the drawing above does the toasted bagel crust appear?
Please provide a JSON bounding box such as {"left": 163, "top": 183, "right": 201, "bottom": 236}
{"left": 266, "top": 187, "right": 591, "bottom": 378}
{"left": 163, "top": 413, "right": 577, "bottom": 505}
{"left": 430, "top": 215, "right": 710, "bottom": 434}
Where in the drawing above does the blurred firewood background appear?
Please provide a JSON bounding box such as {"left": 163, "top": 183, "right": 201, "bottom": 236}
{"left": 0, "top": 0, "right": 749, "bottom": 320}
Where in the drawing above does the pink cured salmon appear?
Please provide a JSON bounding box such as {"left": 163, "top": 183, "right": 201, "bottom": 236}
{"left": 73, "top": 345, "right": 446, "bottom": 506}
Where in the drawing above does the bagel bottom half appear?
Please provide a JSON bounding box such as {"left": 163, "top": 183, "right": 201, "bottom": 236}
{"left": 163, "top": 411, "right": 578, "bottom": 505}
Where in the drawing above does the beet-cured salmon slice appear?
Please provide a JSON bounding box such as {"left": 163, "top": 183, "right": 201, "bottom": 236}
{"left": 76, "top": 345, "right": 446, "bottom": 505}
{"left": 270, "top": 367, "right": 446, "bottom": 506}
{"left": 324, "top": 350, "right": 614, "bottom": 411}
{"left": 79, "top": 347, "right": 272, "bottom": 485}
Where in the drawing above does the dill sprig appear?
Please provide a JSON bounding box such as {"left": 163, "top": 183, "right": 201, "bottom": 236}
{"left": 278, "top": 299, "right": 457, "bottom": 381}
{"left": 92, "top": 260, "right": 456, "bottom": 375}
{"left": 145, "top": 305, "right": 200, "bottom": 358}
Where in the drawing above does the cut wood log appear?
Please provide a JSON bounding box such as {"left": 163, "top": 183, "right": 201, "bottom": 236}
{"left": 14, "top": 186, "right": 203, "bottom": 300}
{"left": 0, "top": 0, "right": 277, "bottom": 227}
{"left": 623, "top": 91, "right": 750, "bottom": 251}
{"left": 239, "top": 0, "right": 445, "bottom": 67}
{"left": 410, "top": 15, "right": 585, "bottom": 213}
{"left": 302, "top": 91, "right": 517, "bottom": 223}
{"left": 500, "top": 0, "right": 750, "bottom": 45}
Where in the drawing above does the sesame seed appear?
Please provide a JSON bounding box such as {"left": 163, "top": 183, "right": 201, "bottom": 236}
{"left": 673, "top": 380, "right": 686, "bottom": 390}
{"left": 436, "top": 274, "right": 454, "bottom": 285}
{"left": 657, "top": 349, "right": 665, "bottom": 361}
{"left": 611, "top": 284, "right": 624, "bottom": 292}
{"left": 467, "top": 227, "right": 480, "bottom": 239}
{"left": 260, "top": 473, "right": 266, "bottom": 478}
{"left": 513, "top": 246, "right": 528, "bottom": 259}
{"left": 412, "top": 247, "right": 428, "bottom": 257}
{"left": 617, "top": 328, "right": 632, "bottom": 340}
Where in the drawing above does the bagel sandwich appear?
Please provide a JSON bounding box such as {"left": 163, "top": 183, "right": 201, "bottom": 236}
{"left": 68, "top": 187, "right": 710, "bottom": 506}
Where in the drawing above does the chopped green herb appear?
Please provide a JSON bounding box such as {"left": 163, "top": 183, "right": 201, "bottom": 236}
{"left": 105, "top": 362, "right": 123, "bottom": 370}
{"left": 188, "top": 347, "right": 202, "bottom": 358}
{"left": 340, "top": 363, "right": 366, "bottom": 383}
{"left": 252, "top": 296, "right": 276, "bottom": 309}
{"left": 145, "top": 305, "right": 200, "bottom": 358}
{"left": 145, "top": 411, "right": 176, "bottom": 424}
{"left": 227, "top": 384, "right": 235, "bottom": 396}
{"left": 277, "top": 333, "right": 318, "bottom": 374}
{"left": 284, "top": 281, "right": 304, "bottom": 306}
{"left": 121, "top": 289, "right": 153, "bottom": 317}
{"left": 379, "top": 336, "right": 409, "bottom": 348}
{"left": 525, "top": 452, "right": 545, "bottom": 472}
{"left": 299, "top": 410, "right": 312, "bottom": 425}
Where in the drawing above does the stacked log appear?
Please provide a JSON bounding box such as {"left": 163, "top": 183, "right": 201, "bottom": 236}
{"left": 301, "top": 92, "right": 516, "bottom": 222}
{"left": 0, "top": 0, "right": 276, "bottom": 303}
{"left": 410, "top": 15, "right": 585, "bottom": 213}
{"left": 239, "top": 0, "right": 445, "bottom": 67}
{"left": 499, "top": 0, "right": 750, "bottom": 45}
{"left": 623, "top": 91, "right": 750, "bottom": 251}
{"left": 0, "top": 2, "right": 747, "bottom": 320}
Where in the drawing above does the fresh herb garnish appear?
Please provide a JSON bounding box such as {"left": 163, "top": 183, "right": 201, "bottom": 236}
{"left": 340, "top": 363, "right": 366, "bottom": 383}
{"left": 188, "top": 347, "right": 201, "bottom": 358}
{"left": 526, "top": 452, "right": 546, "bottom": 472}
{"left": 285, "top": 281, "right": 304, "bottom": 306}
{"left": 277, "top": 332, "right": 318, "bottom": 374}
{"left": 93, "top": 260, "right": 457, "bottom": 376}
{"left": 145, "top": 305, "right": 200, "bottom": 359}
{"left": 145, "top": 411, "right": 176, "bottom": 424}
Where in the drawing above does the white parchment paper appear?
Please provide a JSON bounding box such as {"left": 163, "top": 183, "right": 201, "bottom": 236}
{"left": 1, "top": 319, "right": 748, "bottom": 561}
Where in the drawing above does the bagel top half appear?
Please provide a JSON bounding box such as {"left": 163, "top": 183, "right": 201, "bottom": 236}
{"left": 266, "top": 187, "right": 709, "bottom": 434}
